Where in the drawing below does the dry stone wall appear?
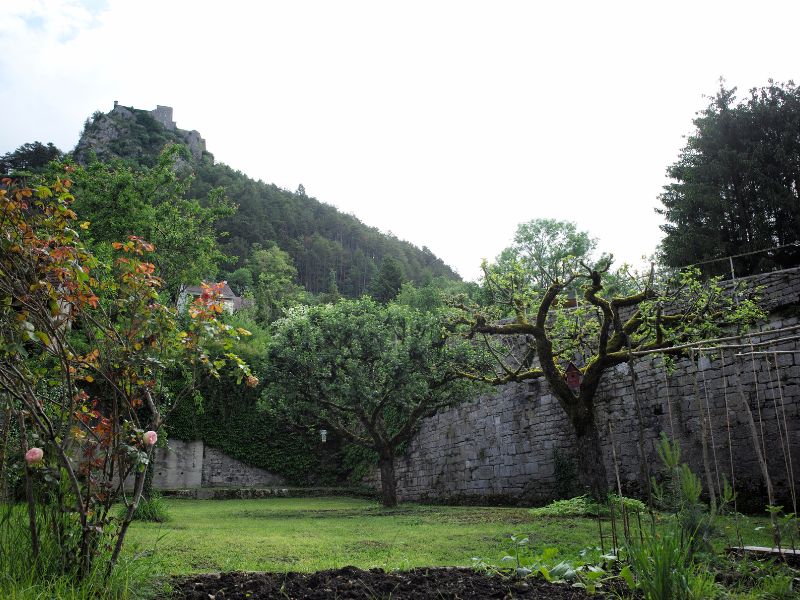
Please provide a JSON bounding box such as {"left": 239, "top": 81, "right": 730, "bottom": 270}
{"left": 379, "top": 268, "right": 800, "bottom": 505}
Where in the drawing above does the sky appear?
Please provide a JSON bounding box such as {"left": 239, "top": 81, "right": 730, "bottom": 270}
{"left": 2, "top": 1, "right": 799, "bottom": 281}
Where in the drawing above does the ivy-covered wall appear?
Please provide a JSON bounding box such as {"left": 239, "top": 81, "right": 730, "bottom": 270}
{"left": 167, "top": 374, "right": 351, "bottom": 486}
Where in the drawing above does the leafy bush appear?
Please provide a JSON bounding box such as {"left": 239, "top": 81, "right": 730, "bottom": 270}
{"left": 530, "top": 494, "right": 647, "bottom": 518}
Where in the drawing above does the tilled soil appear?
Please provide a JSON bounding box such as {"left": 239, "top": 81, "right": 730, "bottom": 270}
{"left": 172, "top": 566, "right": 596, "bottom": 599}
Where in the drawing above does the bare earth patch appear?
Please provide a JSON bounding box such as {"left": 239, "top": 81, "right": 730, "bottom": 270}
{"left": 172, "top": 566, "right": 599, "bottom": 599}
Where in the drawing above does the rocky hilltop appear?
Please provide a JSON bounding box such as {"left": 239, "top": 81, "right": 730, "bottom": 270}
{"left": 75, "top": 102, "right": 211, "bottom": 165}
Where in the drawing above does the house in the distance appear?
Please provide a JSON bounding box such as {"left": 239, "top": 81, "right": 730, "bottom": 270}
{"left": 177, "top": 282, "right": 249, "bottom": 314}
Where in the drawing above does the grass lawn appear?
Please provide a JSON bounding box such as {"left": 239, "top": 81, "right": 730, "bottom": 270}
{"left": 124, "top": 496, "right": 778, "bottom": 577}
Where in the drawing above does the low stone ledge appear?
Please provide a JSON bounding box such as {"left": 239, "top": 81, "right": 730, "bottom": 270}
{"left": 161, "top": 487, "right": 379, "bottom": 500}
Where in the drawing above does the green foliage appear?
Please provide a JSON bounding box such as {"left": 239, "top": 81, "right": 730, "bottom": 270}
{"left": 123, "top": 492, "right": 171, "bottom": 523}
{"left": 168, "top": 372, "right": 341, "bottom": 485}
{"left": 757, "top": 575, "right": 794, "bottom": 600}
{"left": 246, "top": 243, "right": 307, "bottom": 323}
{"left": 0, "top": 503, "right": 157, "bottom": 599}
{"left": 0, "top": 176, "right": 254, "bottom": 580}
{"left": 73, "top": 145, "right": 235, "bottom": 299}
{"left": 266, "top": 299, "right": 479, "bottom": 455}
{"left": 265, "top": 298, "right": 483, "bottom": 505}
{"left": 529, "top": 495, "right": 647, "bottom": 518}
{"left": 712, "top": 554, "right": 797, "bottom": 599}
{"left": 651, "top": 434, "right": 721, "bottom": 558}
{"left": 497, "top": 218, "right": 598, "bottom": 291}
{"left": 395, "top": 278, "right": 477, "bottom": 313}
{"left": 0, "top": 141, "right": 63, "bottom": 176}
{"left": 227, "top": 267, "right": 253, "bottom": 296}
{"left": 166, "top": 310, "right": 355, "bottom": 486}
{"left": 474, "top": 538, "right": 624, "bottom": 595}
{"left": 369, "top": 256, "right": 405, "bottom": 303}
{"left": 638, "top": 433, "right": 744, "bottom": 600}
{"left": 627, "top": 528, "right": 719, "bottom": 600}
{"left": 659, "top": 80, "right": 800, "bottom": 272}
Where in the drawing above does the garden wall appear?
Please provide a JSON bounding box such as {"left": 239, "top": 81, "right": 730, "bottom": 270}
{"left": 379, "top": 268, "right": 800, "bottom": 505}
{"left": 149, "top": 439, "right": 285, "bottom": 489}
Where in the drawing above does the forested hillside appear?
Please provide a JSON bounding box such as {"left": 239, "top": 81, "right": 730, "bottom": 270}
{"left": 71, "top": 104, "right": 459, "bottom": 295}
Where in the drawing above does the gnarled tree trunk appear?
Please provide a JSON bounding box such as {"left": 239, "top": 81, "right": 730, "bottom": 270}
{"left": 566, "top": 404, "right": 608, "bottom": 499}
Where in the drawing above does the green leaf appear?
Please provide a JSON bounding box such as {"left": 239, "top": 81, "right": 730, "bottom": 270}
{"left": 619, "top": 565, "right": 634, "bottom": 589}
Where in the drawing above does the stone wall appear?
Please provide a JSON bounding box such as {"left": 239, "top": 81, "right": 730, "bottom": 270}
{"left": 378, "top": 268, "right": 800, "bottom": 505}
{"left": 200, "top": 444, "right": 284, "bottom": 487}
{"left": 150, "top": 105, "right": 176, "bottom": 130}
{"left": 149, "top": 439, "right": 285, "bottom": 490}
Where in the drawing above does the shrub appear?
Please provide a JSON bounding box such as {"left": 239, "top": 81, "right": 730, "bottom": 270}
{"left": 529, "top": 494, "right": 647, "bottom": 518}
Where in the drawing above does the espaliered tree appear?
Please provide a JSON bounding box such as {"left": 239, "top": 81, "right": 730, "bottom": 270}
{"left": 0, "top": 174, "right": 255, "bottom": 580}
{"left": 265, "top": 298, "right": 482, "bottom": 507}
{"left": 454, "top": 254, "right": 763, "bottom": 499}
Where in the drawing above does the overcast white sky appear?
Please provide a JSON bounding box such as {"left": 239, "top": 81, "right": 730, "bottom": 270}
{"left": 2, "top": 1, "right": 798, "bottom": 280}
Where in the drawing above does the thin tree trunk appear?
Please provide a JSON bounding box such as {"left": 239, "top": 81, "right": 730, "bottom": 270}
{"left": 378, "top": 453, "right": 398, "bottom": 508}
{"left": 142, "top": 459, "right": 155, "bottom": 500}
{"left": 107, "top": 448, "right": 151, "bottom": 578}
{"left": 0, "top": 401, "right": 10, "bottom": 501}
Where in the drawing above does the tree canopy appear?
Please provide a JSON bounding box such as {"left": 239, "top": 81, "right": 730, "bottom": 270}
{"left": 72, "top": 145, "right": 235, "bottom": 300}
{"left": 496, "top": 218, "right": 598, "bottom": 290}
{"left": 454, "top": 242, "right": 764, "bottom": 498}
{"left": 0, "top": 141, "right": 62, "bottom": 175}
{"left": 265, "top": 298, "right": 482, "bottom": 506}
{"left": 658, "top": 80, "right": 800, "bottom": 273}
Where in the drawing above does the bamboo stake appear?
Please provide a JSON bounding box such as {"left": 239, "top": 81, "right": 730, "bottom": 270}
{"left": 607, "top": 419, "right": 630, "bottom": 542}
{"left": 720, "top": 350, "right": 743, "bottom": 549}
{"left": 692, "top": 350, "right": 717, "bottom": 513}
{"left": 628, "top": 325, "right": 800, "bottom": 357}
{"left": 699, "top": 352, "right": 722, "bottom": 497}
{"left": 771, "top": 351, "right": 797, "bottom": 518}
{"left": 734, "top": 356, "right": 780, "bottom": 548}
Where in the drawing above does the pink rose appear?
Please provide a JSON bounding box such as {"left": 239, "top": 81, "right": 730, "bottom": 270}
{"left": 143, "top": 431, "right": 158, "bottom": 446}
{"left": 25, "top": 447, "right": 44, "bottom": 465}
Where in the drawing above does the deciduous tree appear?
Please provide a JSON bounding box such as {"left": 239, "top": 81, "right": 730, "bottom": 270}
{"left": 265, "top": 298, "right": 481, "bottom": 507}
{"left": 454, "top": 253, "right": 763, "bottom": 498}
